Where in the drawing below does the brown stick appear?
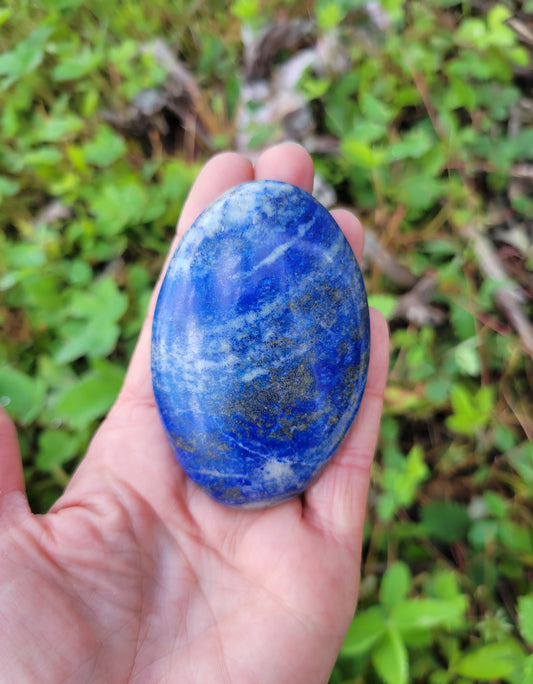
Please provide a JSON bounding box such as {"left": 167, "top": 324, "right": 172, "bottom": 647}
{"left": 462, "top": 224, "right": 533, "bottom": 358}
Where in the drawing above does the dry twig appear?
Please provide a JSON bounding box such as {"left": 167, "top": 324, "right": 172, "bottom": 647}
{"left": 363, "top": 229, "right": 418, "bottom": 289}
{"left": 462, "top": 224, "right": 533, "bottom": 358}
{"left": 393, "top": 276, "right": 446, "bottom": 327}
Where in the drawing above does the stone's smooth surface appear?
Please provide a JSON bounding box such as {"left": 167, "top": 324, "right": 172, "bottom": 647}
{"left": 151, "top": 180, "right": 370, "bottom": 508}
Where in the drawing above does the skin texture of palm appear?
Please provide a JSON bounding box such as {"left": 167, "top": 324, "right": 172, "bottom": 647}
{"left": 0, "top": 143, "right": 389, "bottom": 684}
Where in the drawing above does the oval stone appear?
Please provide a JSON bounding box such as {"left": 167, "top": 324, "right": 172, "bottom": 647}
{"left": 151, "top": 180, "right": 370, "bottom": 508}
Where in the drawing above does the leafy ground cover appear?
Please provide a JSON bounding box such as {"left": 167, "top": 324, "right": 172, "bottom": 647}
{"left": 1, "top": 1, "right": 532, "bottom": 681}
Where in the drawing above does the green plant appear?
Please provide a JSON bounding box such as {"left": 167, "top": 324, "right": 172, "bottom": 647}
{"left": 338, "top": 563, "right": 468, "bottom": 683}
{"left": 0, "top": 4, "right": 205, "bottom": 508}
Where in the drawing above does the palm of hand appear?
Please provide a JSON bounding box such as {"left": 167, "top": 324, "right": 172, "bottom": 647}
{"left": 0, "top": 145, "right": 388, "bottom": 684}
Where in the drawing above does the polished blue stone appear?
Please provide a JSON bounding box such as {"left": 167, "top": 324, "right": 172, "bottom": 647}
{"left": 151, "top": 180, "right": 370, "bottom": 508}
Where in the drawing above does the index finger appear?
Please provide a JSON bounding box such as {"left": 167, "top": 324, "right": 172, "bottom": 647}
{"left": 119, "top": 152, "right": 254, "bottom": 403}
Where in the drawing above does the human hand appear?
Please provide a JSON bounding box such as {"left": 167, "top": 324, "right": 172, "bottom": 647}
{"left": 0, "top": 143, "right": 389, "bottom": 683}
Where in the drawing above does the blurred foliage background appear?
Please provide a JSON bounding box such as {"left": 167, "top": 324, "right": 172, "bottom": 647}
{"left": 1, "top": 0, "right": 532, "bottom": 681}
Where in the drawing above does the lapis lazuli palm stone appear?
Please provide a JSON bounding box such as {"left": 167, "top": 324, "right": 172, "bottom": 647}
{"left": 151, "top": 180, "right": 370, "bottom": 508}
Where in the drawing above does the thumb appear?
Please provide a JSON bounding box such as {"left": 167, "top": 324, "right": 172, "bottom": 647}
{"left": 0, "top": 407, "right": 26, "bottom": 501}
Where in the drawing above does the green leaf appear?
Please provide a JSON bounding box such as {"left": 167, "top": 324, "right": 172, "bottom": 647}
{"left": 161, "top": 159, "right": 198, "bottom": 204}
{"left": 67, "top": 260, "right": 93, "bottom": 286}
{"left": 379, "top": 444, "right": 430, "bottom": 519}
{"left": 386, "top": 125, "right": 435, "bottom": 162}
{"left": 350, "top": 119, "right": 387, "bottom": 143}
{"left": 89, "top": 181, "right": 148, "bottom": 236}
{"left": 377, "top": 493, "right": 397, "bottom": 521}
{"left": 300, "top": 75, "right": 331, "bottom": 101}
{"left": 231, "top": 0, "right": 260, "bottom": 21}
{"left": 421, "top": 500, "right": 470, "bottom": 543}
{"left": 444, "top": 79, "right": 477, "bottom": 112}
{"left": 22, "top": 274, "right": 64, "bottom": 323}
{"left": 0, "top": 8, "right": 11, "bottom": 26}
{"left": 457, "top": 17, "right": 486, "bottom": 45}
{"left": 524, "top": 654, "right": 533, "bottom": 683}
{"left": 453, "top": 337, "right": 481, "bottom": 377}
{"left": 429, "top": 570, "right": 464, "bottom": 602}
{"left": 55, "top": 361, "right": 124, "bottom": 429}
{"left": 391, "top": 598, "right": 464, "bottom": 633}
{"left": 36, "top": 429, "right": 81, "bottom": 471}
{"left": 449, "top": 302, "right": 476, "bottom": 341}
{"left": 342, "top": 138, "right": 385, "bottom": 169}
{"left": 52, "top": 46, "right": 103, "bottom": 81}
{"left": 447, "top": 384, "right": 494, "bottom": 436}
{"left": 109, "top": 39, "right": 137, "bottom": 70}
{"left": 380, "top": 562, "right": 411, "bottom": 609}
{"left": 483, "top": 491, "right": 509, "bottom": 518}
{"left": 82, "top": 125, "right": 127, "bottom": 167}
{"left": 70, "top": 277, "right": 128, "bottom": 320}
{"left": 455, "top": 640, "right": 524, "bottom": 680}
{"left": 476, "top": 386, "right": 495, "bottom": 414}
{"left": 509, "top": 45, "right": 530, "bottom": 67}
{"left": 395, "top": 175, "right": 443, "bottom": 211}
{"left": 468, "top": 519, "right": 499, "bottom": 550}
{"left": 508, "top": 443, "right": 533, "bottom": 486}
{"left": 371, "top": 627, "right": 408, "bottom": 684}
{"left": 0, "top": 365, "right": 46, "bottom": 424}
{"left": 55, "top": 278, "right": 128, "bottom": 364}
{"left": 380, "top": 0, "right": 404, "bottom": 23}
{"left": 56, "top": 321, "right": 115, "bottom": 365}
{"left": 36, "top": 356, "right": 77, "bottom": 392}
{"left": 29, "top": 112, "right": 83, "bottom": 144}
{"left": 341, "top": 606, "right": 387, "bottom": 657}
{"left": 487, "top": 5, "right": 512, "bottom": 31}
{"left": 22, "top": 146, "right": 63, "bottom": 168}
{"left": 498, "top": 521, "right": 533, "bottom": 554}
{"left": 518, "top": 595, "right": 533, "bottom": 645}
{"left": 360, "top": 92, "right": 394, "bottom": 125}
{"left": 316, "top": 0, "right": 349, "bottom": 31}
{"left": 0, "top": 175, "right": 19, "bottom": 199}
{"left": 367, "top": 294, "right": 397, "bottom": 320}
{"left": 0, "top": 25, "right": 53, "bottom": 88}
{"left": 486, "top": 5, "right": 516, "bottom": 47}
{"left": 424, "top": 378, "right": 450, "bottom": 403}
